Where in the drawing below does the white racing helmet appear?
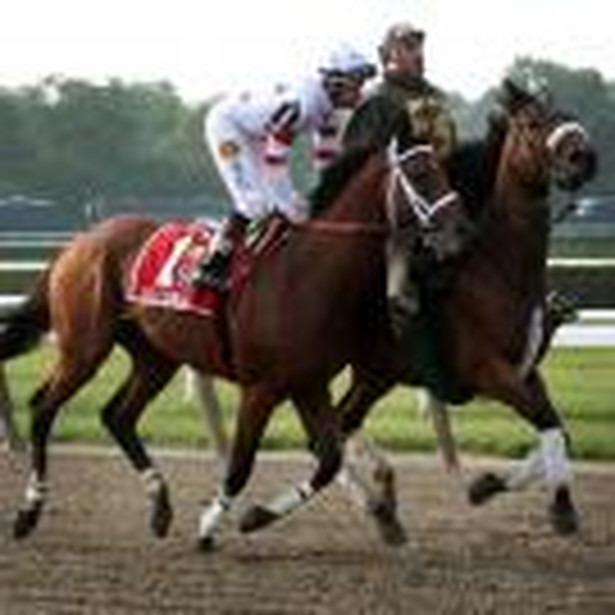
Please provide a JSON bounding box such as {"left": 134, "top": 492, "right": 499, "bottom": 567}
{"left": 318, "top": 44, "right": 377, "bottom": 85}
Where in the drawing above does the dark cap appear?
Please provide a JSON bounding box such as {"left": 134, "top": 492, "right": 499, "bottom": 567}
{"left": 381, "top": 22, "right": 425, "bottom": 51}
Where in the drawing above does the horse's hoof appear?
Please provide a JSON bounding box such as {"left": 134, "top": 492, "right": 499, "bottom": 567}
{"left": 148, "top": 485, "right": 173, "bottom": 538}
{"left": 549, "top": 487, "right": 579, "bottom": 536}
{"left": 13, "top": 506, "right": 42, "bottom": 540}
{"left": 239, "top": 505, "right": 278, "bottom": 534}
{"left": 468, "top": 472, "right": 507, "bottom": 506}
{"left": 368, "top": 500, "right": 407, "bottom": 546}
{"left": 197, "top": 535, "right": 217, "bottom": 552}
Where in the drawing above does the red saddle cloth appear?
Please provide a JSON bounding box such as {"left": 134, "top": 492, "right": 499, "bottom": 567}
{"left": 126, "top": 216, "right": 288, "bottom": 317}
{"left": 126, "top": 221, "right": 222, "bottom": 317}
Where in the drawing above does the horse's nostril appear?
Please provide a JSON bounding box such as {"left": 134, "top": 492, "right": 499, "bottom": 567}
{"left": 568, "top": 150, "right": 583, "bottom": 165}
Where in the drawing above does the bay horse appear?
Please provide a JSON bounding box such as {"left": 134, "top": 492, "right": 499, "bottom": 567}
{"left": 0, "top": 123, "right": 465, "bottom": 548}
{"left": 330, "top": 78, "right": 597, "bottom": 537}
{"left": 165, "top": 79, "right": 598, "bottom": 544}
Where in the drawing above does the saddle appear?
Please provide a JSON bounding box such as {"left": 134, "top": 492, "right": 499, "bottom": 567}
{"left": 126, "top": 215, "right": 288, "bottom": 318}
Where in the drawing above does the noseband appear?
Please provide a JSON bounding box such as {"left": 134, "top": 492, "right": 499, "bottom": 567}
{"left": 546, "top": 120, "right": 588, "bottom": 153}
{"left": 387, "top": 143, "right": 459, "bottom": 229}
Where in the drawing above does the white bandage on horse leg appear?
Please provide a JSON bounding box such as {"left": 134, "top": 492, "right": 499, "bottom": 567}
{"left": 266, "top": 481, "right": 314, "bottom": 517}
{"left": 505, "top": 447, "right": 544, "bottom": 491}
{"left": 198, "top": 489, "right": 233, "bottom": 539}
{"left": 336, "top": 465, "right": 371, "bottom": 510}
{"left": 540, "top": 427, "right": 571, "bottom": 490}
{"left": 25, "top": 472, "right": 47, "bottom": 505}
{"left": 141, "top": 467, "right": 164, "bottom": 497}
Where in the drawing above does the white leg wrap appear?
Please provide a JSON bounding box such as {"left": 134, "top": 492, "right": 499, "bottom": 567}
{"left": 198, "top": 490, "right": 233, "bottom": 539}
{"left": 336, "top": 465, "right": 371, "bottom": 510}
{"left": 141, "top": 467, "right": 164, "bottom": 497}
{"left": 266, "top": 481, "right": 314, "bottom": 517}
{"left": 540, "top": 428, "right": 571, "bottom": 490}
{"left": 25, "top": 473, "right": 47, "bottom": 506}
{"left": 505, "top": 448, "right": 544, "bottom": 491}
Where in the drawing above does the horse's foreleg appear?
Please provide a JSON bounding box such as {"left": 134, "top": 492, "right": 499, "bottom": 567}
{"left": 468, "top": 366, "right": 577, "bottom": 535}
{"left": 334, "top": 375, "right": 410, "bottom": 545}
{"left": 238, "top": 385, "right": 341, "bottom": 535}
{"left": 101, "top": 353, "right": 178, "bottom": 538}
{"left": 197, "top": 384, "right": 278, "bottom": 550}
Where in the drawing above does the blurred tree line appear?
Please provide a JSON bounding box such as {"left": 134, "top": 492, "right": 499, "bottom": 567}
{"left": 0, "top": 57, "right": 613, "bottom": 220}
{"left": 0, "top": 77, "right": 227, "bottom": 218}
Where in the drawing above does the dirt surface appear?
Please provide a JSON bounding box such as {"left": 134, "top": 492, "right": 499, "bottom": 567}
{"left": 0, "top": 448, "right": 614, "bottom": 614}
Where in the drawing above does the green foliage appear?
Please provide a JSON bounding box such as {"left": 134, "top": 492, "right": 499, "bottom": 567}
{"left": 0, "top": 78, "right": 223, "bottom": 211}
{"left": 0, "top": 56, "right": 613, "bottom": 223}
{"left": 450, "top": 57, "right": 611, "bottom": 196}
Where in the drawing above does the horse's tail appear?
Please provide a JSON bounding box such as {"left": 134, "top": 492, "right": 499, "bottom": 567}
{"left": 0, "top": 269, "right": 51, "bottom": 361}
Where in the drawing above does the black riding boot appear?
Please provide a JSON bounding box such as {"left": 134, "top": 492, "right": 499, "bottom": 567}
{"left": 192, "top": 213, "right": 248, "bottom": 290}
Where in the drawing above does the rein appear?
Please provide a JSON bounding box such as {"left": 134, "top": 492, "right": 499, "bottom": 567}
{"left": 298, "top": 219, "right": 387, "bottom": 235}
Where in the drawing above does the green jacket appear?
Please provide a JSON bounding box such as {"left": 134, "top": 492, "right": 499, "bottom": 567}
{"left": 344, "top": 75, "right": 457, "bottom": 158}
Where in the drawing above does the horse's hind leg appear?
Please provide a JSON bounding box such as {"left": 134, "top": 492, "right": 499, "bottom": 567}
{"left": 238, "top": 383, "right": 343, "bottom": 535}
{"left": 101, "top": 334, "right": 178, "bottom": 538}
{"left": 190, "top": 370, "right": 229, "bottom": 469}
{"left": 14, "top": 350, "right": 110, "bottom": 539}
{"left": 0, "top": 364, "right": 26, "bottom": 455}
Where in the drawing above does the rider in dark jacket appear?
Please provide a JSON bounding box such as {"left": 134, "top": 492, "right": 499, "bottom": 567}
{"left": 344, "top": 22, "right": 458, "bottom": 334}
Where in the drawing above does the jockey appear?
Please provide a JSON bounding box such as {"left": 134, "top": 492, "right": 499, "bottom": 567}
{"left": 192, "top": 44, "right": 376, "bottom": 290}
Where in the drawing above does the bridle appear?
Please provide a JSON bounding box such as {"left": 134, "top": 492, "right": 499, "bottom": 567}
{"left": 546, "top": 120, "right": 588, "bottom": 153}
{"left": 508, "top": 104, "right": 588, "bottom": 163}
{"left": 302, "top": 142, "right": 460, "bottom": 237}
{"left": 386, "top": 143, "right": 459, "bottom": 231}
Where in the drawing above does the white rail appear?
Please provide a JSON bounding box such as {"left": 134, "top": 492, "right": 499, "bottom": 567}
{"left": 548, "top": 258, "right": 615, "bottom": 268}
{"left": 1, "top": 294, "right": 614, "bottom": 347}
{"left": 0, "top": 261, "right": 47, "bottom": 272}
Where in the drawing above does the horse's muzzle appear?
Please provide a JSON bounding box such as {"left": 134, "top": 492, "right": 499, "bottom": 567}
{"left": 554, "top": 146, "right": 598, "bottom": 192}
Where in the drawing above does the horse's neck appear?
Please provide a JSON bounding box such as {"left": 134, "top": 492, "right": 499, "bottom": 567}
{"left": 478, "top": 170, "right": 550, "bottom": 293}
{"left": 321, "top": 157, "right": 387, "bottom": 226}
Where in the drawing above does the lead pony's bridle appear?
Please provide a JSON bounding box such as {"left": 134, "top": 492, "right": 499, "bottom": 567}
{"left": 386, "top": 142, "right": 459, "bottom": 231}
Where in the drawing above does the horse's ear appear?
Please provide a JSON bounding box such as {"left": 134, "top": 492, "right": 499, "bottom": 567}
{"left": 499, "top": 77, "right": 540, "bottom": 113}
{"left": 499, "top": 78, "right": 525, "bottom": 111}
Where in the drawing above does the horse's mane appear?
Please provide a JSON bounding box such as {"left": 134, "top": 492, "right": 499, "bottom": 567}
{"left": 307, "top": 110, "right": 508, "bottom": 220}
{"left": 308, "top": 144, "right": 378, "bottom": 217}
{"left": 445, "top": 113, "right": 508, "bottom": 219}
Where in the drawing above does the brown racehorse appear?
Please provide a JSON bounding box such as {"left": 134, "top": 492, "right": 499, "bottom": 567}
{"left": 334, "top": 79, "right": 597, "bottom": 537}
{"left": 0, "top": 122, "right": 466, "bottom": 547}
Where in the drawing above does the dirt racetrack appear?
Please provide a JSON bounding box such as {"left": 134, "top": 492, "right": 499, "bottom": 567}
{"left": 0, "top": 448, "right": 614, "bottom": 614}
